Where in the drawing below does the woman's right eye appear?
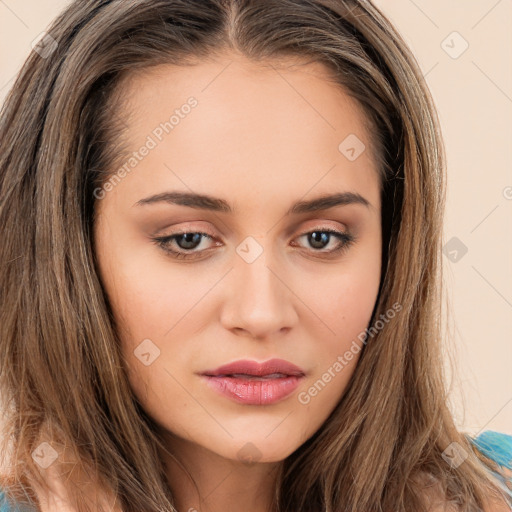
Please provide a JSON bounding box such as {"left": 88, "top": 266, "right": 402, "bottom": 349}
{"left": 151, "top": 231, "right": 218, "bottom": 260}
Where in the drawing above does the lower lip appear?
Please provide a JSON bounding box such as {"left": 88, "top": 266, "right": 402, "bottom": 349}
{"left": 201, "top": 375, "right": 303, "bottom": 405}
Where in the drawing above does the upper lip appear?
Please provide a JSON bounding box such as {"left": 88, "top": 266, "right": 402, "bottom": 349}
{"left": 201, "top": 358, "right": 305, "bottom": 377}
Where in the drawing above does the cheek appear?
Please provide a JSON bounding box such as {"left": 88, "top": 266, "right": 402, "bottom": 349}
{"left": 99, "top": 245, "right": 207, "bottom": 342}
{"left": 292, "top": 277, "right": 378, "bottom": 435}
{"left": 97, "top": 249, "right": 220, "bottom": 403}
{"left": 292, "top": 253, "right": 381, "bottom": 406}
{"left": 294, "top": 251, "right": 381, "bottom": 344}
{"left": 309, "top": 273, "right": 378, "bottom": 333}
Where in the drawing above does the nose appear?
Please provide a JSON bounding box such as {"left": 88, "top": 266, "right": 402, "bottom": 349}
{"left": 219, "top": 245, "right": 298, "bottom": 340}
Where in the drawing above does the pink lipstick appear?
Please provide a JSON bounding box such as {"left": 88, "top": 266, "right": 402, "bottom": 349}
{"left": 199, "top": 358, "right": 305, "bottom": 405}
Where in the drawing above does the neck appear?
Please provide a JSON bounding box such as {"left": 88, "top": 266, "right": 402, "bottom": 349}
{"left": 160, "top": 434, "right": 282, "bottom": 512}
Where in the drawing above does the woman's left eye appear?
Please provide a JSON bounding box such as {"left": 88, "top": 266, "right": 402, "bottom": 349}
{"left": 293, "top": 229, "right": 355, "bottom": 256}
{"left": 151, "top": 228, "right": 355, "bottom": 261}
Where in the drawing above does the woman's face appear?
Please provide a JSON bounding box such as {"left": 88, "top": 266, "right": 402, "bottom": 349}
{"left": 94, "top": 53, "right": 382, "bottom": 465}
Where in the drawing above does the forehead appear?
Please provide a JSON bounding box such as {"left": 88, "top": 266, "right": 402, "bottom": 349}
{"left": 118, "top": 53, "right": 374, "bottom": 144}
{"left": 104, "top": 53, "right": 380, "bottom": 213}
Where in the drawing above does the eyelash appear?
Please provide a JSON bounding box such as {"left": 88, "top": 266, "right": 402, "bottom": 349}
{"left": 151, "top": 227, "right": 356, "bottom": 261}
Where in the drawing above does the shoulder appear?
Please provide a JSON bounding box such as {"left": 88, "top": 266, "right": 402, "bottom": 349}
{"left": 464, "top": 430, "right": 512, "bottom": 511}
{"left": 1, "top": 470, "right": 123, "bottom": 512}
{"left": 467, "top": 430, "right": 512, "bottom": 511}
{"left": 418, "top": 431, "right": 512, "bottom": 512}
{"left": 0, "top": 486, "right": 36, "bottom": 512}
{"left": 418, "top": 477, "right": 511, "bottom": 512}
{"left": 467, "top": 430, "right": 512, "bottom": 491}
{"left": 467, "top": 430, "right": 512, "bottom": 470}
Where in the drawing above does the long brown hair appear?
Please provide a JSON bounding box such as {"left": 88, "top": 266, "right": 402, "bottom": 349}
{"left": 0, "top": 1, "right": 508, "bottom": 511}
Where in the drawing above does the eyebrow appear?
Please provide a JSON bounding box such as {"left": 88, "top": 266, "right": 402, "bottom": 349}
{"left": 134, "top": 190, "right": 372, "bottom": 215}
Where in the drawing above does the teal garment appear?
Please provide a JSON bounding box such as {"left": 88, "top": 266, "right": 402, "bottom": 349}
{"left": 466, "top": 429, "right": 512, "bottom": 506}
{"left": 1, "top": 430, "right": 511, "bottom": 510}
{"left": 468, "top": 430, "right": 512, "bottom": 469}
{"left": 0, "top": 489, "right": 36, "bottom": 512}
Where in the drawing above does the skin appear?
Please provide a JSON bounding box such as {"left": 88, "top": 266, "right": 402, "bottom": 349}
{"left": 93, "top": 51, "right": 383, "bottom": 512}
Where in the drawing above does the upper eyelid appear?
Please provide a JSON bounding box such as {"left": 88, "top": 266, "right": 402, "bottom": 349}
{"left": 157, "top": 221, "right": 349, "bottom": 238}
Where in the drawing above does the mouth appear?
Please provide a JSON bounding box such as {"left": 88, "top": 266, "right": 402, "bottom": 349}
{"left": 198, "top": 359, "right": 306, "bottom": 405}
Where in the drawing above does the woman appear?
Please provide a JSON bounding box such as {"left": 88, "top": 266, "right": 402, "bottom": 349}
{"left": 0, "top": 0, "right": 511, "bottom": 511}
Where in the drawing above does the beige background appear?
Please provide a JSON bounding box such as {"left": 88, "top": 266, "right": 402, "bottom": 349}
{"left": 0, "top": 1, "right": 510, "bottom": 436}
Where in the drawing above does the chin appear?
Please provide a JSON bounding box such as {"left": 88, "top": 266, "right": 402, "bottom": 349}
{"left": 220, "top": 437, "right": 302, "bottom": 465}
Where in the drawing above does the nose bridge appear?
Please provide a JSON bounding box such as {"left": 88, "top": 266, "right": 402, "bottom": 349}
{"left": 220, "top": 236, "right": 297, "bottom": 337}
